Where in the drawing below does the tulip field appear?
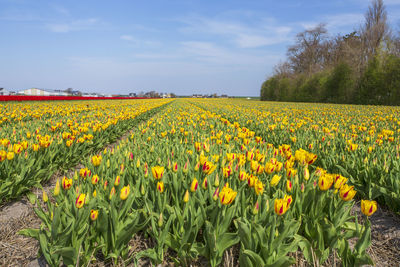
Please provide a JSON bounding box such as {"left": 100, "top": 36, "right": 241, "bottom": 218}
{"left": 0, "top": 99, "right": 170, "bottom": 201}
{"left": 1, "top": 98, "right": 399, "bottom": 266}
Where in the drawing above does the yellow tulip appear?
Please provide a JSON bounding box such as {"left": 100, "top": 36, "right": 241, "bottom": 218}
{"left": 318, "top": 174, "right": 333, "bottom": 191}
{"left": 222, "top": 166, "right": 232, "bottom": 178}
{"left": 264, "top": 162, "right": 275, "bottom": 174}
{"left": 239, "top": 170, "right": 247, "bottom": 181}
{"left": 75, "top": 194, "right": 85, "bottom": 209}
{"left": 0, "top": 150, "right": 6, "bottom": 161}
{"left": 251, "top": 160, "right": 259, "bottom": 172}
{"left": 339, "top": 184, "right": 357, "bottom": 201}
{"left": 219, "top": 183, "right": 237, "bottom": 205}
{"left": 91, "top": 175, "right": 99, "bottom": 185}
{"left": 254, "top": 180, "right": 264, "bottom": 195}
{"left": 151, "top": 166, "right": 164, "bottom": 180}
{"left": 157, "top": 181, "right": 165, "bottom": 193}
{"left": 62, "top": 176, "right": 73, "bottom": 190}
{"left": 91, "top": 155, "right": 102, "bottom": 166}
{"left": 334, "top": 175, "right": 348, "bottom": 191}
{"left": 202, "top": 161, "right": 216, "bottom": 175}
{"left": 274, "top": 198, "right": 288, "bottom": 215}
{"left": 270, "top": 175, "right": 281, "bottom": 187}
{"left": 120, "top": 185, "right": 130, "bottom": 200}
{"left": 90, "top": 209, "right": 99, "bottom": 221}
{"left": 361, "top": 200, "right": 377, "bottom": 216}
{"left": 6, "top": 151, "right": 14, "bottom": 160}
{"left": 190, "top": 178, "right": 199, "bottom": 192}
{"left": 13, "top": 144, "right": 23, "bottom": 154}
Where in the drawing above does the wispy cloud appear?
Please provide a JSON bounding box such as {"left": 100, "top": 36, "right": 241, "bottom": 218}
{"left": 179, "top": 16, "right": 293, "bottom": 48}
{"left": 299, "top": 13, "right": 364, "bottom": 33}
{"left": 323, "top": 13, "right": 364, "bottom": 28}
{"left": 120, "top": 34, "right": 161, "bottom": 47}
{"left": 120, "top": 34, "right": 134, "bottom": 41}
{"left": 180, "top": 41, "right": 282, "bottom": 65}
{"left": 46, "top": 18, "right": 99, "bottom": 33}
{"left": 0, "top": 8, "right": 47, "bottom": 22}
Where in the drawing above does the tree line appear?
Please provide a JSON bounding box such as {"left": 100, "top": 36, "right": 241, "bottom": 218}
{"left": 260, "top": 0, "right": 400, "bottom": 105}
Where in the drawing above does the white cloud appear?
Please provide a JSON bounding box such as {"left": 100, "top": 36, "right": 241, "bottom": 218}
{"left": 46, "top": 18, "right": 99, "bottom": 33}
{"left": 180, "top": 41, "right": 282, "bottom": 65}
{"left": 120, "top": 34, "right": 134, "bottom": 41}
{"left": 323, "top": 13, "right": 364, "bottom": 28}
{"left": 299, "top": 13, "right": 364, "bottom": 33}
{"left": 120, "top": 35, "right": 161, "bottom": 47}
{"left": 179, "top": 16, "right": 293, "bottom": 48}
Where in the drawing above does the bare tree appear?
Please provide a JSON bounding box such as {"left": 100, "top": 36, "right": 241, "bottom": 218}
{"left": 360, "top": 0, "right": 390, "bottom": 62}
{"left": 273, "top": 61, "right": 292, "bottom": 78}
{"left": 287, "top": 24, "right": 329, "bottom": 75}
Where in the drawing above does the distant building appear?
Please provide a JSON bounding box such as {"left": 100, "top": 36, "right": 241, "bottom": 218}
{"left": 82, "top": 93, "right": 100, "bottom": 97}
{"left": 129, "top": 93, "right": 137, "bottom": 97}
{"left": 18, "top": 88, "right": 69, "bottom": 96}
{"left": 220, "top": 94, "right": 228, "bottom": 98}
{"left": 0, "top": 88, "right": 9, "bottom": 95}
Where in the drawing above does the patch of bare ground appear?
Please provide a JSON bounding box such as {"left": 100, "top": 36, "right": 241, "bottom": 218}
{"left": 0, "top": 202, "right": 41, "bottom": 266}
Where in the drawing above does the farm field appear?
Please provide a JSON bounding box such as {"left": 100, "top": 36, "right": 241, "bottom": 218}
{"left": 1, "top": 98, "right": 399, "bottom": 266}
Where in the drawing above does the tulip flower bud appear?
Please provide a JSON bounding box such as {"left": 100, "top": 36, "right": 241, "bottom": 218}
{"left": 167, "top": 158, "right": 172, "bottom": 170}
{"left": 286, "top": 180, "right": 292, "bottom": 192}
{"left": 214, "top": 173, "right": 220, "bottom": 187}
{"left": 183, "top": 190, "right": 189, "bottom": 203}
{"left": 114, "top": 176, "right": 120, "bottom": 186}
{"left": 141, "top": 184, "right": 145, "bottom": 196}
{"left": 303, "top": 167, "right": 310, "bottom": 181}
{"left": 158, "top": 213, "right": 163, "bottom": 228}
{"left": 42, "top": 190, "right": 48, "bottom": 203}
{"left": 252, "top": 201, "right": 259, "bottom": 215}
{"left": 194, "top": 161, "right": 200, "bottom": 171}
{"left": 212, "top": 187, "right": 219, "bottom": 201}
{"left": 183, "top": 160, "right": 189, "bottom": 174}
{"left": 202, "top": 177, "right": 208, "bottom": 189}
{"left": 54, "top": 179, "right": 60, "bottom": 196}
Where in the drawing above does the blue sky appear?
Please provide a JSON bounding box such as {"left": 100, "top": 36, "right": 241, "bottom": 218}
{"left": 1, "top": 0, "right": 400, "bottom": 96}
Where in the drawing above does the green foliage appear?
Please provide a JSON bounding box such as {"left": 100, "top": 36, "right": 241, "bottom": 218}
{"left": 326, "top": 63, "right": 355, "bottom": 103}
{"left": 260, "top": 55, "right": 400, "bottom": 105}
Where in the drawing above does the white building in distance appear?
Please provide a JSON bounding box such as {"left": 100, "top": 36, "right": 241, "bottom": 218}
{"left": 18, "top": 88, "right": 69, "bottom": 96}
{"left": 0, "top": 88, "right": 9, "bottom": 95}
